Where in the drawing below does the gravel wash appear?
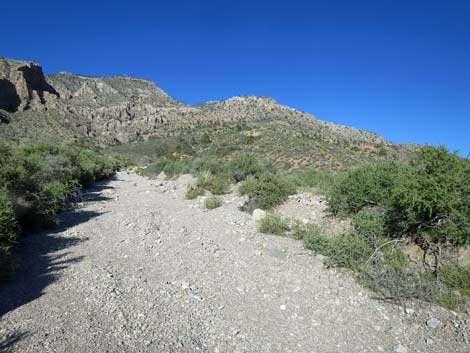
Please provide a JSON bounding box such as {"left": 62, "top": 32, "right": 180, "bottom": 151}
{"left": 1, "top": 172, "right": 468, "bottom": 353}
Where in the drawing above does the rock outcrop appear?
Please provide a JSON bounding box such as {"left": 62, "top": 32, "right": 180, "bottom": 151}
{"left": 45, "top": 72, "right": 198, "bottom": 143}
{"left": 0, "top": 57, "right": 59, "bottom": 112}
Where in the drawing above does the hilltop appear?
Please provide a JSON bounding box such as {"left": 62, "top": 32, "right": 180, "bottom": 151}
{"left": 0, "top": 56, "right": 415, "bottom": 170}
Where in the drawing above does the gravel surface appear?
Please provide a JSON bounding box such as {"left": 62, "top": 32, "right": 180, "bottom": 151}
{"left": 1, "top": 172, "right": 468, "bottom": 353}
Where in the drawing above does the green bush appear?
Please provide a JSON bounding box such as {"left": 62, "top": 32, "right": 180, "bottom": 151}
{"left": 303, "top": 228, "right": 374, "bottom": 271}
{"left": 0, "top": 189, "right": 17, "bottom": 279}
{"left": 144, "top": 157, "right": 192, "bottom": 178}
{"left": 287, "top": 168, "right": 336, "bottom": 193}
{"left": 440, "top": 264, "right": 470, "bottom": 296}
{"left": 186, "top": 185, "right": 205, "bottom": 200}
{"left": 292, "top": 222, "right": 317, "bottom": 240}
{"left": 68, "top": 147, "right": 118, "bottom": 186}
{"left": 228, "top": 155, "right": 274, "bottom": 182}
{"left": 0, "top": 142, "right": 119, "bottom": 231}
{"left": 352, "top": 209, "right": 388, "bottom": 242}
{"left": 191, "top": 155, "right": 227, "bottom": 175}
{"left": 239, "top": 173, "right": 297, "bottom": 211}
{"left": 327, "top": 161, "right": 405, "bottom": 214}
{"left": 258, "top": 213, "right": 290, "bottom": 236}
{"left": 327, "top": 146, "right": 470, "bottom": 245}
{"left": 0, "top": 142, "right": 119, "bottom": 280}
{"left": 204, "top": 196, "right": 222, "bottom": 209}
{"left": 197, "top": 170, "right": 231, "bottom": 195}
{"left": 391, "top": 146, "right": 470, "bottom": 244}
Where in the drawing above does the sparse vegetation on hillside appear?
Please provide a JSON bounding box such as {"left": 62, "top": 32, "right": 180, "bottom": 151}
{"left": 109, "top": 119, "right": 414, "bottom": 173}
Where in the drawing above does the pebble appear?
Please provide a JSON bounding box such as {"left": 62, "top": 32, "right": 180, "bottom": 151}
{"left": 426, "top": 318, "right": 442, "bottom": 329}
{"left": 393, "top": 343, "right": 408, "bottom": 353}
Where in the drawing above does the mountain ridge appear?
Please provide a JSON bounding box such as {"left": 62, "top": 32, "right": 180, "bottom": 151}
{"left": 0, "top": 55, "right": 414, "bottom": 170}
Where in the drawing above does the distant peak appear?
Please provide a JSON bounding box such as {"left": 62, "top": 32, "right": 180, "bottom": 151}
{"left": 49, "top": 72, "right": 155, "bottom": 83}
{"left": 227, "top": 95, "right": 277, "bottom": 103}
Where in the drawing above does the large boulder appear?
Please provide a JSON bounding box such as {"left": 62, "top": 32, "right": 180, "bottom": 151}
{"left": 252, "top": 209, "right": 267, "bottom": 222}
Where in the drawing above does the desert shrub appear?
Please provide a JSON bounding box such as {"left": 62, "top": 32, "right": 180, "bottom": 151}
{"left": 0, "top": 142, "right": 119, "bottom": 231}
{"left": 390, "top": 146, "right": 470, "bottom": 245}
{"left": 204, "top": 196, "right": 222, "bottom": 209}
{"left": 163, "top": 158, "right": 192, "bottom": 176}
{"left": 288, "top": 169, "right": 336, "bottom": 192}
{"left": 0, "top": 142, "right": 118, "bottom": 280}
{"left": 352, "top": 209, "right": 388, "bottom": 242}
{"left": 191, "top": 155, "right": 227, "bottom": 175}
{"left": 175, "top": 141, "right": 193, "bottom": 154}
{"left": 292, "top": 222, "right": 313, "bottom": 240}
{"left": 228, "top": 155, "right": 275, "bottom": 182}
{"left": 67, "top": 147, "right": 118, "bottom": 186}
{"left": 239, "top": 173, "right": 297, "bottom": 211}
{"left": 0, "top": 189, "right": 17, "bottom": 279}
{"left": 144, "top": 157, "right": 192, "bottom": 178}
{"left": 258, "top": 213, "right": 290, "bottom": 236}
{"left": 186, "top": 185, "right": 205, "bottom": 200}
{"left": 155, "top": 143, "right": 169, "bottom": 157}
{"left": 142, "top": 159, "right": 167, "bottom": 176}
{"left": 327, "top": 146, "right": 470, "bottom": 245}
{"left": 197, "top": 170, "right": 231, "bottom": 195}
{"left": 295, "top": 221, "right": 462, "bottom": 308}
{"left": 327, "top": 161, "right": 405, "bottom": 214}
{"left": 197, "top": 170, "right": 215, "bottom": 189}
{"left": 209, "top": 173, "right": 231, "bottom": 195}
{"left": 199, "top": 133, "right": 211, "bottom": 144}
{"left": 0, "top": 190, "right": 16, "bottom": 249}
{"left": 303, "top": 229, "right": 374, "bottom": 271}
{"left": 440, "top": 264, "right": 470, "bottom": 296}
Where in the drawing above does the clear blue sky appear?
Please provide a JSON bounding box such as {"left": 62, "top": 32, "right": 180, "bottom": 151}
{"left": 3, "top": 0, "right": 469, "bottom": 154}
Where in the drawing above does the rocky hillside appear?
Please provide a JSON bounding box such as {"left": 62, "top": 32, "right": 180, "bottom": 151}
{"left": 0, "top": 55, "right": 414, "bottom": 168}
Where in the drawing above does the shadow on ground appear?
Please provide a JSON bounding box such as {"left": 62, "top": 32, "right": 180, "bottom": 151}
{"left": 0, "top": 331, "right": 30, "bottom": 352}
{"left": 0, "top": 180, "right": 113, "bottom": 317}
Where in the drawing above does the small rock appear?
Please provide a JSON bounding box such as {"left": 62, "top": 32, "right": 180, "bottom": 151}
{"left": 280, "top": 305, "right": 287, "bottom": 310}
{"left": 393, "top": 344, "right": 408, "bottom": 353}
{"left": 316, "top": 254, "right": 327, "bottom": 262}
{"left": 252, "top": 209, "right": 267, "bottom": 222}
{"left": 426, "top": 318, "right": 442, "bottom": 329}
{"left": 425, "top": 337, "right": 434, "bottom": 344}
{"left": 157, "top": 171, "right": 167, "bottom": 180}
{"left": 181, "top": 281, "right": 190, "bottom": 290}
{"left": 405, "top": 308, "right": 415, "bottom": 316}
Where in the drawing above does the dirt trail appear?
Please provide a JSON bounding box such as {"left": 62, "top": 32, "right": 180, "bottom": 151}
{"left": 0, "top": 172, "right": 468, "bottom": 353}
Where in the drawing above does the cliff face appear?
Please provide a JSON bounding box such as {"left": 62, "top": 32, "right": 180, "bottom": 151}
{"left": 45, "top": 72, "right": 198, "bottom": 143}
{"left": 0, "top": 57, "right": 59, "bottom": 112}
{"left": 0, "top": 55, "right": 390, "bottom": 148}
